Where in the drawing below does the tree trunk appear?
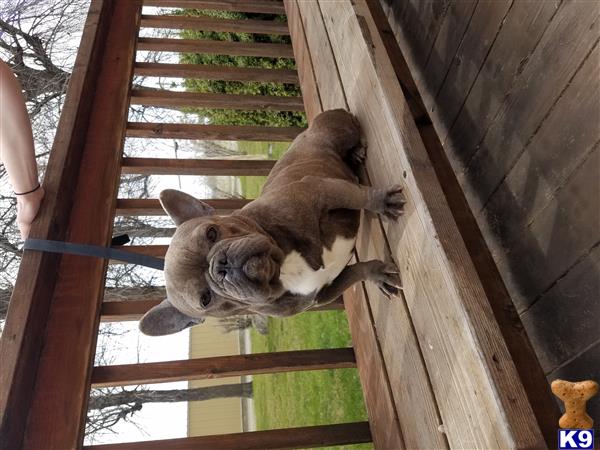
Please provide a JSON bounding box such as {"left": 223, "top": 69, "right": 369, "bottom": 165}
{"left": 88, "top": 383, "right": 253, "bottom": 410}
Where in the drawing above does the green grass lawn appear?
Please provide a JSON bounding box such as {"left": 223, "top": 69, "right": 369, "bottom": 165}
{"left": 251, "top": 312, "right": 373, "bottom": 450}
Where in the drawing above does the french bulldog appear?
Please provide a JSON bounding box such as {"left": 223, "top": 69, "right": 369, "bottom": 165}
{"left": 139, "top": 109, "right": 404, "bottom": 336}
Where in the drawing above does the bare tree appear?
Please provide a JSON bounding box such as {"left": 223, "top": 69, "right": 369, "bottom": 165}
{"left": 86, "top": 383, "right": 253, "bottom": 440}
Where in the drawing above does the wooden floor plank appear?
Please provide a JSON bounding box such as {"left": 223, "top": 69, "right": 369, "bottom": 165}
{"left": 142, "top": 0, "right": 286, "bottom": 15}
{"left": 283, "top": 0, "right": 322, "bottom": 122}
{"left": 91, "top": 348, "right": 356, "bottom": 387}
{"left": 318, "top": 1, "right": 545, "bottom": 447}
{"left": 121, "top": 157, "right": 276, "bottom": 175}
{"left": 431, "top": 0, "right": 513, "bottom": 142}
{"left": 126, "top": 122, "right": 304, "bottom": 141}
{"left": 354, "top": 210, "right": 449, "bottom": 450}
{"left": 343, "top": 279, "right": 407, "bottom": 450}
{"left": 414, "top": 0, "right": 478, "bottom": 112}
{"left": 443, "top": 0, "right": 560, "bottom": 168}
{"left": 134, "top": 62, "right": 299, "bottom": 83}
{"left": 462, "top": 1, "right": 600, "bottom": 210}
{"left": 83, "top": 422, "right": 372, "bottom": 450}
{"left": 137, "top": 37, "right": 295, "bottom": 58}
{"left": 296, "top": 0, "right": 346, "bottom": 111}
{"left": 116, "top": 198, "right": 251, "bottom": 215}
{"left": 130, "top": 88, "right": 304, "bottom": 111}
{"left": 140, "top": 14, "right": 289, "bottom": 35}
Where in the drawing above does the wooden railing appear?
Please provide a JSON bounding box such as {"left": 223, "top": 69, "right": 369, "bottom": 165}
{"left": 0, "top": 1, "right": 371, "bottom": 449}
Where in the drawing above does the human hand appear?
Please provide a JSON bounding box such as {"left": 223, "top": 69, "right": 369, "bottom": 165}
{"left": 16, "top": 186, "right": 44, "bottom": 239}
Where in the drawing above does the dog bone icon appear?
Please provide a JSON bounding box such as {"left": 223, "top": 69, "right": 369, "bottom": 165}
{"left": 551, "top": 379, "right": 598, "bottom": 429}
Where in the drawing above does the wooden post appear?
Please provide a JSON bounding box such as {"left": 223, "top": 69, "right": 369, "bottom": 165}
{"left": 16, "top": 2, "right": 143, "bottom": 449}
{"left": 0, "top": 1, "right": 115, "bottom": 449}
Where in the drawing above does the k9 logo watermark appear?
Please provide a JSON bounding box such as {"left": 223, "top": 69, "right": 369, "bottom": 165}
{"left": 559, "top": 429, "right": 594, "bottom": 449}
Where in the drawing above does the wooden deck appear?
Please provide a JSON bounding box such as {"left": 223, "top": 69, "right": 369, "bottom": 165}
{"left": 0, "top": 0, "right": 575, "bottom": 448}
{"left": 379, "top": 0, "right": 600, "bottom": 435}
{"left": 287, "top": 0, "right": 558, "bottom": 448}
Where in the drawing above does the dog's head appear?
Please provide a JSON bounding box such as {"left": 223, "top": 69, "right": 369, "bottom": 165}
{"left": 139, "top": 189, "right": 285, "bottom": 336}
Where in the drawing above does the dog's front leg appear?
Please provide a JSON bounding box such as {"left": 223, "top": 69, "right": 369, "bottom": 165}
{"left": 301, "top": 176, "right": 405, "bottom": 220}
{"left": 315, "top": 260, "right": 402, "bottom": 304}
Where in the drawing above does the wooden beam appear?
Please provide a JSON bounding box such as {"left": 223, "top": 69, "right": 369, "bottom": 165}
{"left": 18, "top": 2, "right": 143, "bottom": 449}
{"left": 83, "top": 422, "right": 372, "bottom": 450}
{"left": 343, "top": 279, "right": 407, "bottom": 450}
{"left": 116, "top": 198, "right": 251, "bottom": 216}
{"left": 0, "top": 1, "right": 115, "bottom": 449}
{"left": 142, "top": 0, "right": 286, "bottom": 15}
{"left": 283, "top": 0, "right": 322, "bottom": 122}
{"left": 316, "top": 0, "right": 545, "bottom": 447}
{"left": 140, "top": 14, "right": 289, "bottom": 35}
{"left": 134, "top": 62, "right": 299, "bottom": 83}
{"left": 126, "top": 122, "right": 304, "bottom": 141}
{"left": 92, "top": 348, "right": 356, "bottom": 387}
{"left": 137, "top": 37, "right": 294, "bottom": 58}
{"left": 130, "top": 88, "right": 304, "bottom": 111}
{"left": 101, "top": 296, "right": 344, "bottom": 321}
{"left": 121, "top": 157, "right": 276, "bottom": 175}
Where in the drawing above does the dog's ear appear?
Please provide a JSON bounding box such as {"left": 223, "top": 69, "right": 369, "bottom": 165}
{"left": 159, "top": 189, "right": 215, "bottom": 226}
{"left": 139, "top": 298, "right": 204, "bottom": 336}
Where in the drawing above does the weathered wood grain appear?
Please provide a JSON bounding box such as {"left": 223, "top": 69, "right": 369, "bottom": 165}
{"left": 121, "top": 157, "right": 276, "bottom": 175}
{"left": 431, "top": 0, "right": 513, "bottom": 143}
{"left": 296, "top": 0, "right": 345, "bottom": 111}
{"left": 443, "top": 0, "right": 560, "bottom": 168}
{"left": 319, "top": 0, "right": 545, "bottom": 447}
{"left": 521, "top": 244, "right": 600, "bottom": 373}
{"left": 410, "top": 0, "right": 478, "bottom": 112}
{"left": 126, "top": 122, "right": 304, "bottom": 141}
{"left": 130, "top": 88, "right": 304, "bottom": 111}
{"left": 143, "top": 0, "right": 286, "bottom": 15}
{"left": 20, "top": 2, "right": 142, "bottom": 449}
{"left": 140, "top": 14, "right": 289, "bottom": 35}
{"left": 463, "top": 1, "right": 600, "bottom": 211}
{"left": 134, "top": 62, "right": 299, "bottom": 83}
{"left": 137, "top": 37, "right": 295, "bottom": 58}
{"left": 92, "top": 348, "right": 356, "bottom": 387}
{"left": 82, "top": 422, "right": 372, "bottom": 450}
{"left": 0, "top": 2, "right": 114, "bottom": 449}
{"left": 283, "top": 0, "right": 322, "bottom": 122}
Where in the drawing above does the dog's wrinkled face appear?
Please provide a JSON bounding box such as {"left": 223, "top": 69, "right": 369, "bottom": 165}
{"left": 139, "top": 189, "right": 284, "bottom": 336}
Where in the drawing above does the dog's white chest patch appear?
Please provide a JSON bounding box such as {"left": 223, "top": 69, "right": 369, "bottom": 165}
{"left": 280, "top": 236, "right": 356, "bottom": 296}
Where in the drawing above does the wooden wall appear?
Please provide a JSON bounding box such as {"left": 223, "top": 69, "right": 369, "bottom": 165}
{"left": 379, "top": 0, "right": 600, "bottom": 429}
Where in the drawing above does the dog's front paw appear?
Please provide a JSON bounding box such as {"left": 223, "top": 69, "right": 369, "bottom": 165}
{"left": 368, "top": 184, "right": 405, "bottom": 220}
{"left": 367, "top": 260, "right": 402, "bottom": 298}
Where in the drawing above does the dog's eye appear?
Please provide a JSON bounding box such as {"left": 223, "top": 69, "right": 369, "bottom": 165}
{"left": 206, "top": 226, "right": 218, "bottom": 243}
{"left": 200, "top": 290, "right": 212, "bottom": 308}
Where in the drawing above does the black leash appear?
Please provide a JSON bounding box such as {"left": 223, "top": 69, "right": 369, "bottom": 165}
{"left": 24, "top": 238, "right": 165, "bottom": 271}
